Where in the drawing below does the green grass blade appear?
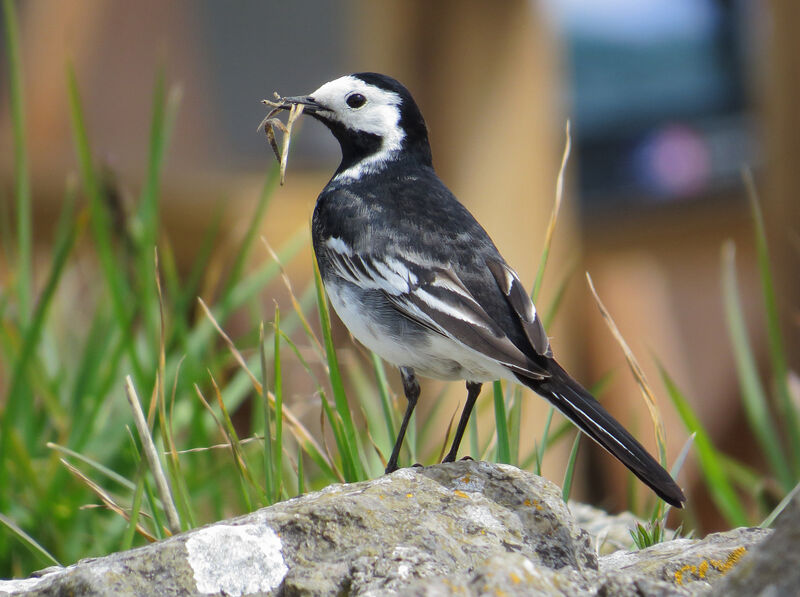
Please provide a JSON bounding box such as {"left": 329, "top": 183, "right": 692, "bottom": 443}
{"left": 0, "top": 194, "right": 83, "bottom": 508}
{"left": 176, "top": 226, "right": 306, "bottom": 373}
{"left": 2, "top": 0, "right": 32, "bottom": 323}
{"left": 296, "top": 448, "right": 305, "bottom": 495}
{"left": 0, "top": 513, "right": 61, "bottom": 568}
{"left": 67, "top": 317, "right": 123, "bottom": 450}
{"left": 274, "top": 329, "right": 343, "bottom": 482}
{"left": 722, "top": 242, "right": 793, "bottom": 490}
{"left": 659, "top": 363, "right": 748, "bottom": 526}
{"left": 134, "top": 71, "right": 180, "bottom": 345}
{"left": 534, "top": 407, "right": 555, "bottom": 475}
{"left": 170, "top": 208, "right": 222, "bottom": 337}
{"left": 317, "top": 388, "right": 351, "bottom": 471}
{"left": 46, "top": 442, "right": 134, "bottom": 491}
{"left": 142, "top": 475, "right": 166, "bottom": 541}
{"left": 124, "top": 430, "right": 165, "bottom": 540}
{"left": 137, "top": 70, "right": 179, "bottom": 242}
{"left": 742, "top": 170, "right": 800, "bottom": 475}
{"left": 67, "top": 296, "right": 112, "bottom": 404}
{"left": 313, "top": 256, "right": 365, "bottom": 481}
{"left": 507, "top": 386, "right": 522, "bottom": 466}
{"left": 120, "top": 462, "right": 148, "bottom": 551}
{"left": 561, "top": 432, "right": 581, "bottom": 503}
{"left": 343, "top": 356, "right": 385, "bottom": 473}
{"left": 469, "top": 412, "right": 479, "bottom": 461}
{"left": 532, "top": 121, "right": 570, "bottom": 303}
{"left": 760, "top": 480, "right": 800, "bottom": 528}
{"left": 272, "top": 312, "right": 284, "bottom": 501}
{"left": 125, "top": 376, "right": 182, "bottom": 533}
{"left": 0, "top": 194, "right": 11, "bottom": 279}
{"left": 670, "top": 432, "right": 695, "bottom": 480}
{"left": 543, "top": 259, "right": 576, "bottom": 329}
{"left": 66, "top": 63, "right": 144, "bottom": 384}
{"left": 647, "top": 433, "right": 696, "bottom": 522}
{"left": 371, "top": 352, "right": 396, "bottom": 447}
{"left": 493, "top": 381, "right": 510, "bottom": 463}
{"left": 259, "top": 322, "right": 275, "bottom": 503}
{"left": 719, "top": 454, "right": 764, "bottom": 493}
{"left": 225, "top": 164, "right": 279, "bottom": 291}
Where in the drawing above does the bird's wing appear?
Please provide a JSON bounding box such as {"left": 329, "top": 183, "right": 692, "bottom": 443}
{"left": 326, "top": 246, "right": 548, "bottom": 379}
{"left": 485, "top": 259, "right": 551, "bottom": 357}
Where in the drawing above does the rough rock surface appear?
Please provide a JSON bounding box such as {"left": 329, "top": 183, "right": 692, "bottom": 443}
{"left": 598, "top": 528, "right": 768, "bottom": 595}
{"left": 710, "top": 490, "right": 800, "bottom": 596}
{"left": 569, "top": 502, "right": 665, "bottom": 556}
{"left": 0, "top": 461, "right": 775, "bottom": 596}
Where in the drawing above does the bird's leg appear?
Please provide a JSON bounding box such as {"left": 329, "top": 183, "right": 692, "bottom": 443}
{"left": 385, "top": 367, "right": 420, "bottom": 474}
{"left": 442, "top": 381, "right": 482, "bottom": 463}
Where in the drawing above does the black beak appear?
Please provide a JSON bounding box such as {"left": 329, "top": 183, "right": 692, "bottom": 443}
{"left": 279, "top": 95, "right": 323, "bottom": 113}
{"left": 259, "top": 93, "right": 323, "bottom": 134}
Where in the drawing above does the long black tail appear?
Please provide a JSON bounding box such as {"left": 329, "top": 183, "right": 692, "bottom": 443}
{"left": 516, "top": 361, "right": 686, "bottom": 508}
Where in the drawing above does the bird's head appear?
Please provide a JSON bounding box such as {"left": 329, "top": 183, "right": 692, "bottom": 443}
{"left": 279, "top": 73, "right": 432, "bottom": 179}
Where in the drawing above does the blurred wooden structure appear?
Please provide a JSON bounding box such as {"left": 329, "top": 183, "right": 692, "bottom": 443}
{"left": 764, "top": 0, "right": 800, "bottom": 365}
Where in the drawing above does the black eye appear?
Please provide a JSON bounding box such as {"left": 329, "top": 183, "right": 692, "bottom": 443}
{"left": 346, "top": 93, "right": 367, "bottom": 109}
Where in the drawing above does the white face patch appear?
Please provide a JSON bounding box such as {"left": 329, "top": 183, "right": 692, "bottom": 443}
{"left": 310, "top": 75, "right": 405, "bottom": 180}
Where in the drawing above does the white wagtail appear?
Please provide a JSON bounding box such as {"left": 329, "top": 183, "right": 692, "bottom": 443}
{"left": 273, "top": 72, "right": 685, "bottom": 508}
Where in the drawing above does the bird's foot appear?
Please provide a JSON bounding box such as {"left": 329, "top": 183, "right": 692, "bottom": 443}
{"left": 385, "top": 462, "right": 424, "bottom": 474}
{"left": 441, "top": 454, "right": 472, "bottom": 464}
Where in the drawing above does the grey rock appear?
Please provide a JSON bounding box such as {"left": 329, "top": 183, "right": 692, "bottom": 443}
{"left": 400, "top": 525, "right": 769, "bottom": 597}
{"left": 710, "top": 490, "right": 800, "bottom": 597}
{"left": 602, "top": 527, "right": 769, "bottom": 581}
{"left": 0, "top": 461, "right": 774, "bottom": 597}
{"left": 275, "top": 461, "right": 596, "bottom": 594}
{"left": 569, "top": 501, "right": 652, "bottom": 555}
{"left": 0, "top": 461, "right": 593, "bottom": 596}
{"left": 594, "top": 574, "right": 693, "bottom": 597}
{"left": 597, "top": 528, "right": 769, "bottom": 596}
{"left": 403, "top": 552, "right": 591, "bottom": 596}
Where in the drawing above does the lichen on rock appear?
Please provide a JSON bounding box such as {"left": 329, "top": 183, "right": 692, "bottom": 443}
{"left": 0, "top": 461, "right": 776, "bottom": 597}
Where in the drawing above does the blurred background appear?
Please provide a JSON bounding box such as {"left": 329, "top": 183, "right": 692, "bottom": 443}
{"left": 2, "top": 0, "right": 799, "bottom": 565}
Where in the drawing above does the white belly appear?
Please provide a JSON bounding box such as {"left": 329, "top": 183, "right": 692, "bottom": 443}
{"left": 325, "top": 280, "right": 512, "bottom": 382}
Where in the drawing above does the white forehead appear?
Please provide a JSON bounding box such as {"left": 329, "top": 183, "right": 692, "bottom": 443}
{"left": 310, "top": 75, "right": 403, "bottom": 137}
{"left": 311, "top": 75, "right": 401, "bottom": 108}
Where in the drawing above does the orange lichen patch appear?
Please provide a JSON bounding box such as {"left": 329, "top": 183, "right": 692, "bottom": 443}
{"left": 674, "top": 565, "right": 694, "bottom": 585}
{"left": 673, "top": 547, "right": 748, "bottom": 585}
{"left": 524, "top": 498, "right": 543, "bottom": 511}
{"left": 461, "top": 476, "right": 471, "bottom": 484}
{"left": 509, "top": 572, "right": 521, "bottom": 585}
{"left": 709, "top": 546, "right": 748, "bottom": 574}
{"left": 454, "top": 489, "right": 469, "bottom": 499}
{"left": 378, "top": 495, "right": 384, "bottom": 500}
{"left": 440, "top": 578, "right": 465, "bottom": 593}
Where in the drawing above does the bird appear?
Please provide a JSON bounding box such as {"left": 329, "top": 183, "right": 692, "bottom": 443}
{"left": 273, "top": 72, "right": 686, "bottom": 508}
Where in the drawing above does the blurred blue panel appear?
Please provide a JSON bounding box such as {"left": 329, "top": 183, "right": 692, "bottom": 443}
{"left": 543, "top": 0, "right": 754, "bottom": 210}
